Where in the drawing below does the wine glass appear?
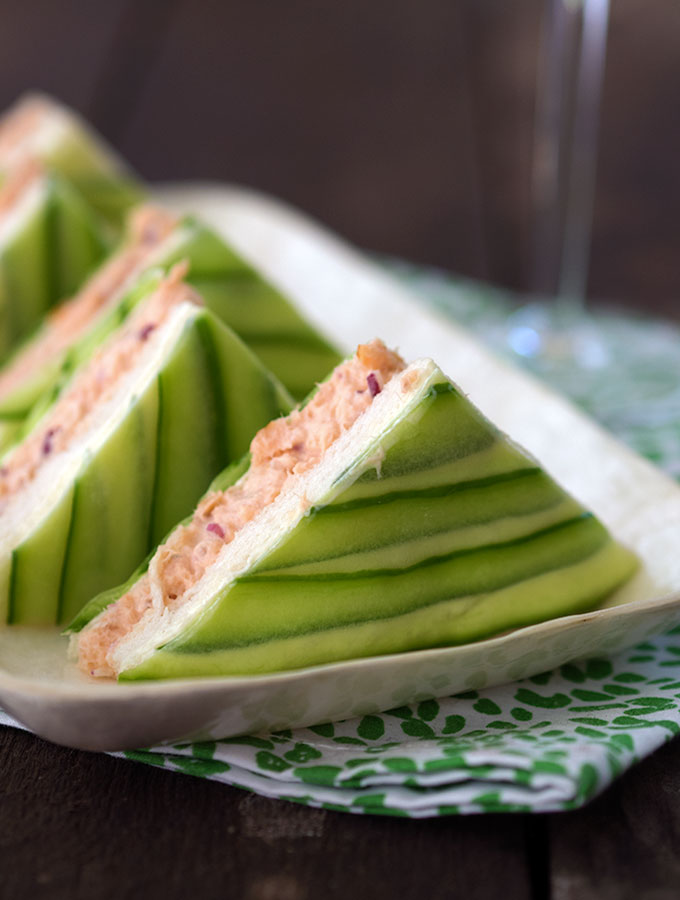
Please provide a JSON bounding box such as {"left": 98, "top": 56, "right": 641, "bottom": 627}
{"left": 505, "top": 0, "right": 611, "bottom": 374}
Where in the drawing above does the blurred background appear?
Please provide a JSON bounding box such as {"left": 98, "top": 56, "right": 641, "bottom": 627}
{"left": 0, "top": 0, "right": 678, "bottom": 317}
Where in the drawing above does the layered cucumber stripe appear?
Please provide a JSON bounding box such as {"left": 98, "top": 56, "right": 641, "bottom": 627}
{"left": 57, "top": 375, "right": 161, "bottom": 623}
{"left": 50, "top": 175, "right": 109, "bottom": 299}
{"left": 125, "top": 531, "right": 632, "bottom": 680}
{"left": 4, "top": 308, "right": 292, "bottom": 626}
{"left": 152, "top": 219, "right": 341, "bottom": 400}
{"left": 118, "top": 377, "right": 636, "bottom": 680}
{"left": 0, "top": 174, "right": 108, "bottom": 359}
{"left": 148, "top": 315, "right": 226, "bottom": 550}
{"left": 64, "top": 172, "right": 143, "bottom": 231}
{"left": 0, "top": 185, "right": 53, "bottom": 355}
{"left": 191, "top": 270, "right": 341, "bottom": 400}
{"left": 253, "top": 470, "right": 586, "bottom": 576}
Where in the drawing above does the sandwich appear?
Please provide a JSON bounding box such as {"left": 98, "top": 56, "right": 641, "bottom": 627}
{"left": 70, "top": 340, "right": 638, "bottom": 680}
{"left": 0, "top": 93, "right": 142, "bottom": 228}
{"left": 0, "top": 266, "right": 292, "bottom": 626}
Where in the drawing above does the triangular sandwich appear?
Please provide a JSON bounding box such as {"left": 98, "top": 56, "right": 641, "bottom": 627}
{"left": 71, "top": 341, "right": 637, "bottom": 679}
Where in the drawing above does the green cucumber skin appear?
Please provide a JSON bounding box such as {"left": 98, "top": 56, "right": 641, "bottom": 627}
{"left": 145, "top": 308, "right": 291, "bottom": 549}
{"left": 5, "top": 308, "right": 293, "bottom": 626}
{"left": 164, "top": 221, "right": 342, "bottom": 400}
{"left": 49, "top": 176, "right": 109, "bottom": 300}
{"left": 7, "top": 483, "right": 75, "bottom": 624}
{"left": 116, "top": 375, "right": 637, "bottom": 680}
{"left": 0, "top": 187, "right": 52, "bottom": 359}
{"left": 0, "top": 175, "right": 108, "bottom": 362}
{"left": 252, "top": 472, "right": 585, "bottom": 577}
{"left": 147, "top": 318, "right": 223, "bottom": 549}
{"left": 125, "top": 543, "right": 635, "bottom": 680}
{"left": 57, "top": 377, "right": 160, "bottom": 623}
{"left": 0, "top": 419, "right": 23, "bottom": 454}
{"left": 66, "top": 454, "right": 254, "bottom": 634}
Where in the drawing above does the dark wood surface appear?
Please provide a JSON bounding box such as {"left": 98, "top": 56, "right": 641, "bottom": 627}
{"left": 1, "top": 3, "right": 680, "bottom": 898}
{"left": 3, "top": 723, "right": 680, "bottom": 900}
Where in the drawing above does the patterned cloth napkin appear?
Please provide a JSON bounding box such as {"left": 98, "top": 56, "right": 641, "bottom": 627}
{"left": 3, "top": 267, "right": 680, "bottom": 816}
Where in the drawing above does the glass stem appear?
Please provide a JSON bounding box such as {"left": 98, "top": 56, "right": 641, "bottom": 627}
{"left": 559, "top": 0, "right": 610, "bottom": 305}
{"left": 532, "top": 0, "right": 610, "bottom": 307}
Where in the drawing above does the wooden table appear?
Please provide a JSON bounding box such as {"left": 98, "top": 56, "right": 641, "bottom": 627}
{"left": 3, "top": 724, "right": 680, "bottom": 899}
{"left": 2, "top": 3, "right": 680, "bottom": 897}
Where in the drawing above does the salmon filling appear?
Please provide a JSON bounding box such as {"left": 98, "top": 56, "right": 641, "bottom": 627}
{"left": 0, "top": 205, "right": 178, "bottom": 402}
{"left": 0, "top": 158, "right": 43, "bottom": 223}
{"left": 0, "top": 96, "right": 51, "bottom": 166}
{"left": 0, "top": 264, "right": 197, "bottom": 505}
{"left": 78, "top": 339, "right": 406, "bottom": 677}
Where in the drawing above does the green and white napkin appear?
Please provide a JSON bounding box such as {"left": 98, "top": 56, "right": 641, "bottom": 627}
{"left": 3, "top": 266, "right": 680, "bottom": 816}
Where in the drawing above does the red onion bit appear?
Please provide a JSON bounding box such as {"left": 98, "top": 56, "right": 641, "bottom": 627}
{"left": 42, "top": 426, "right": 60, "bottom": 456}
{"left": 138, "top": 323, "right": 156, "bottom": 342}
{"left": 141, "top": 225, "right": 160, "bottom": 245}
{"left": 206, "top": 522, "right": 225, "bottom": 539}
{"left": 367, "top": 372, "right": 381, "bottom": 397}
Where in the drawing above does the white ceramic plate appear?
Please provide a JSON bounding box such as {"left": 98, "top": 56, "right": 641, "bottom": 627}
{"left": 1, "top": 183, "right": 679, "bottom": 752}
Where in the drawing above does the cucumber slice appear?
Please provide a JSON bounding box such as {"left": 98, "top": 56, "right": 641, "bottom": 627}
{"left": 0, "top": 180, "right": 52, "bottom": 352}
{"left": 0, "top": 173, "right": 108, "bottom": 361}
{"left": 57, "top": 378, "right": 160, "bottom": 623}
